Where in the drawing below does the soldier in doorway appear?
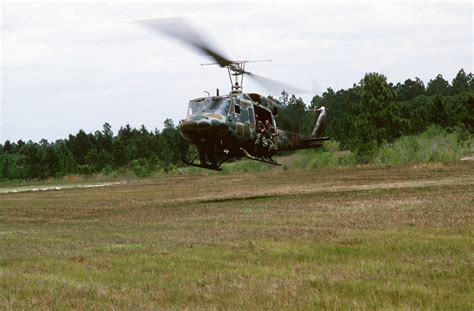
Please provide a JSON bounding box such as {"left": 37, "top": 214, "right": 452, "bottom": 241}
{"left": 255, "top": 116, "right": 267, "bottom": 155}
{"left": 264, "top": 119, "right": 278, "bottom": 160}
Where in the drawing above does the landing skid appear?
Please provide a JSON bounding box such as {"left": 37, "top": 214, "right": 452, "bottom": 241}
{"left": 181, "top": 154, "right": 229, "bottom": 171}
{"left": 181, "top": 148, "right": 281, "bottom": 171}
{"left": 239, "top": 148, "right": 282, "bottom": 166}
{"left": 182, "top": 160, "right": 222, "bottom": 171}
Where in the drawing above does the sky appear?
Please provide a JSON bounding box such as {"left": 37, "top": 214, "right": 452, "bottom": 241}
{"left": 1, "top": 1, "right": 472, "bottom": 142}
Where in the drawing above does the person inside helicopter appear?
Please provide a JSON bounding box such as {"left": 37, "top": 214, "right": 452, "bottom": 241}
{"left": 255, "top": 114, "right": 267, "bottom": 155}
{"left": 264, "top": 119, "right": 278, "bottom": 160}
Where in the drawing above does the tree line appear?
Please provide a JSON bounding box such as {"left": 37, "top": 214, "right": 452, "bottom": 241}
{"left": 276, "top": 69, "right": 473, "bottom": 160}
{"left": 0, "top": 119, "right": 189, "bottom": 180}
{"left": 0, "top": 69, "right": 472, "bottom": 180}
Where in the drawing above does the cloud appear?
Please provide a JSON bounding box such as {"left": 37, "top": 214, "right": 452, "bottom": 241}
{"left": 1, "top": 1, "right": 472, "bottom": 142}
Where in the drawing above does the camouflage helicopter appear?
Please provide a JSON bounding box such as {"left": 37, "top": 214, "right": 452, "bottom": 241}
{"left": 141, "top": 18, "right": 329, "bottom": 171}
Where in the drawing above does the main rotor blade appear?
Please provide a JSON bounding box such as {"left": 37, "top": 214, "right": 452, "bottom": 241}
{"left": 139, "top": 17, "right": 232, "bottom": 67}
{"left": 247, "top": 72, "right": 311, "bottom": 95}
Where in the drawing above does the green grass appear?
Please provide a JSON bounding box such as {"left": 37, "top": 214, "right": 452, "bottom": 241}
{"left": 288, "top": 127, "right": 473, "bottom": 169}
{"left": 0, "top": 162, "right": 473, "bottom": 309}
{"left": 373, "top": 126, "right": 474, "bottom": 165}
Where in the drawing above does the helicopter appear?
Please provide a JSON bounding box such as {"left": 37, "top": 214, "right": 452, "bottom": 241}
{"left": 141, "top": 18, "right": 329, "bottom": 171}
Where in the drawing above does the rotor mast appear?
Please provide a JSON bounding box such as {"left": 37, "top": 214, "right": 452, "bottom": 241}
{"left": 201, "top": 59, "right": 271, "bottom": 93}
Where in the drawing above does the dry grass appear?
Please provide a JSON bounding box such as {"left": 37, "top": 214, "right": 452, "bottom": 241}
{"left": 0, "top": 162, "right": 473, "bottom": 309}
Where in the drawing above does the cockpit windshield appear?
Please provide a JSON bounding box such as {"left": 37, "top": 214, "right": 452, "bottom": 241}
{"left": 187, "top": 98, "right": 230, "bottom": 117}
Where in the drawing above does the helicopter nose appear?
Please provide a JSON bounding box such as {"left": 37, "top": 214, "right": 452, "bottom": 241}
{"left": 179, "top": 115, "right": 228, "bottom": 143}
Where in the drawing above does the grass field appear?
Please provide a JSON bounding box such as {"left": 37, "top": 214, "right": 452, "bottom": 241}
{"left": 0, "top": 161, "right": 473, "bottom": 309}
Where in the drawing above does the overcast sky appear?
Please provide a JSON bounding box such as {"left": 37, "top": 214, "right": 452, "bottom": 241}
{"left": 1, "top": 1, "right": 472, "bottom": 142}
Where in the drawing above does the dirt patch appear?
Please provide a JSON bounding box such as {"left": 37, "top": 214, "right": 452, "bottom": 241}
{"left": 0, "top": 182, "right": 122, "bottom": 195}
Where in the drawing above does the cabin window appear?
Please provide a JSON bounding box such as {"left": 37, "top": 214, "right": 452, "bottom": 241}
{"left": 234, "top": 104, "right": 240, "bottom": 114}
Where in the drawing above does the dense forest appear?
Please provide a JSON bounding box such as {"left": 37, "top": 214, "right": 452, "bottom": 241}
{"left": 1, "top": 69, "right": 473, "bottom": 180}
{"left": 276, "top": 69, "right": 473, "bottom": 160}
{"left": 0, "top": 120, "right": 190, "bottom": 179}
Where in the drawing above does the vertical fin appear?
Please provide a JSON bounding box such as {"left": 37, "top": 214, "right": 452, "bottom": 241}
{"left": 312, "top": 106, "right": 327, "bottom": 137}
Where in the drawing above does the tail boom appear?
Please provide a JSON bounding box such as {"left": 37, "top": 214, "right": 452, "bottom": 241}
{"left": 276, "top": 130, "right": 329, "bottom": 151}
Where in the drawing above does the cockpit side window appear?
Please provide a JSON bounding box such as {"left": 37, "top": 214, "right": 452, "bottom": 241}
{"left": 203, "top": 98, "right": 230, "bottom": 114}
{"left": 187, "top": 98, "right": 230, "bottom": 117}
